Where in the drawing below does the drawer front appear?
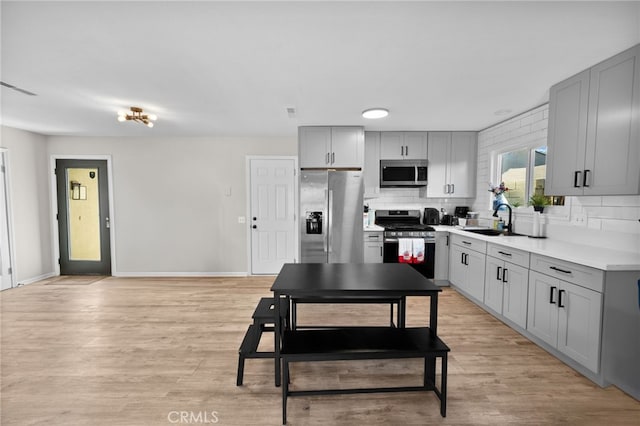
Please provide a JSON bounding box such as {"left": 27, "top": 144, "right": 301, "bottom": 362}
{"left": 450, "top": 234, "right": 487, "bottom": 254}
{"left": 530, "top": 254, "right": 604, "bottom": 293}
{"left": 487, "top": 243, "right": 530, "bottom": 268}
{"left": 364, "top": 231, "right": 383, "bottom": 242}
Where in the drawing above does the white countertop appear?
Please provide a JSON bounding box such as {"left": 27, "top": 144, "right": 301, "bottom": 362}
{"left": 434, "top": 226, "right": 640, "bottom": 271}
{"left": 363, "top": 225, "right": 385, "bottom": 232}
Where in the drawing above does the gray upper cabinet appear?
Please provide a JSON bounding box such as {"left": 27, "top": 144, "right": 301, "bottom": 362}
{"left": 299, "top": 126, "right": 364, "bottom": 168}
{"left": 426, "top": 131, "right": 477, "bottom": 198}
{"left": 380, "top": 131, "right": 427, "bottom": 160}
{"left": 363, "top": 131, "right": 381, "bottom": 197}
{"left": 546, "top": 44, "right": 640, "bottom": 196}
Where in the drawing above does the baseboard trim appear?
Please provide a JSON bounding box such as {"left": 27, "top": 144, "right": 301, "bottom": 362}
{"left": 18, "top": 272, "right": 57, "bottom": 286}
{"left": 112, "top": 271, "right": 249, "bottom": 278}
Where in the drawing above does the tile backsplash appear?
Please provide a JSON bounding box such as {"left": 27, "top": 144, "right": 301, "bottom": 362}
{"left": 365, "top": 104, "right": 639, "bottom": 253}
{"left": 471, "top": 104, "right": 640, "bottom": 252}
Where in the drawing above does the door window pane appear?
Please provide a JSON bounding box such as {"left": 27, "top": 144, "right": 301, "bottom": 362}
{"left": 67, "top": 168, "right": 101, "bottom": 261}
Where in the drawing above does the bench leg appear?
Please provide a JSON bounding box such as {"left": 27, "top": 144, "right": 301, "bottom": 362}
{"left": 236, "top": 352, "right": 245, "bottom": 386}
{"left": 441, "top": 353, "right": 448, "bottom": 417}
{"left": 282, "top": 359, "right": 289, "bottom": 425}
{"left": 291, "top": 300, "right": 297, "bottom": 331}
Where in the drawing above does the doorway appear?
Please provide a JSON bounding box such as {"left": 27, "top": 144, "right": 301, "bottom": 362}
{"left": 248, "top": 157, "right": 297, "bottom": 274}
{"left": 0, "top": 150, "right": 15, "bottom": 290}
{"left": 55, "top": 159, "right": 111, "bottom": 275}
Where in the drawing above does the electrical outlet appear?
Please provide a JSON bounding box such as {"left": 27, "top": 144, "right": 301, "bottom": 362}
{"left": 238, "top": 216, "right": 246, "bottom": 224}
{"left": 571, "top": 213, "right": 587, "bottom": 226}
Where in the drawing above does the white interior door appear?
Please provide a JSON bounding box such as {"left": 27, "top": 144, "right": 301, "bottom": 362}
{"left": 0, "top": 152, "right": 15, "bottom": 290}
{"left": 249, "top": 158, "right": 296, "bottom": 274}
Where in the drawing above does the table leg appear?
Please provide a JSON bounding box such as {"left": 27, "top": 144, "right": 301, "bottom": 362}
{"left": 430, "top": 293, "right": 438, "bottom": 337}
{"left": 425, "top": 293, "right": 438, "bottom": 385}
{"left": 274, "top": 291, "right": 282, "bottom": 387}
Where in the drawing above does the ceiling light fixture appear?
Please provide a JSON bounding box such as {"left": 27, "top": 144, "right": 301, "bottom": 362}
{"left": 362, "top": 108, "right": 389, "bottom": 119}
{"left": 117, "top": 106, "right": 157, "bottom": 128}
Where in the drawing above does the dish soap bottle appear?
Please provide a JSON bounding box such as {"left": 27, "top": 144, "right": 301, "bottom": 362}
{"left": 497, "top": 218, "right": 505, "bottom": 231}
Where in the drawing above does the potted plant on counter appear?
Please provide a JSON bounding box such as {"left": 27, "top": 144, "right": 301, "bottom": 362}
{"left": 529, "top": 193, "right": 551, "bottom": 213}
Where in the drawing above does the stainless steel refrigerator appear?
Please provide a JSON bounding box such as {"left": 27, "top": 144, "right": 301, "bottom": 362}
{"left": 300, "top": 170, "right": 363, "bottom": 263}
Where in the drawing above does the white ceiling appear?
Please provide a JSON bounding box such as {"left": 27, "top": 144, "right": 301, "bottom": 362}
{"left": 1, "top": 1, "right": 639, "bottom": 137}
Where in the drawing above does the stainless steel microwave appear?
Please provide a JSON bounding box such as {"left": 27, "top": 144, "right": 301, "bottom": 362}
{"left": 380, "top": 159, "right": 428, "bottom": 187}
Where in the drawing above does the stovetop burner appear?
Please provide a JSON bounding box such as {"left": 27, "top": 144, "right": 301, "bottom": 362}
{"left": 383, "top": 224, "right": 436, "bottom": 232}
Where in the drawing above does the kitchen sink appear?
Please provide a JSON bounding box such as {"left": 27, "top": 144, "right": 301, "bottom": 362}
{"left": 463, "top": 228, "right": 504, "bottom": 236}
{"left": 462, "top": 227, "right": 525, "bottom": 236}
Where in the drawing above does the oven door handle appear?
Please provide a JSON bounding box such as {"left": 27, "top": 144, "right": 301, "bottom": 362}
{"left": 384, "top": 238, "right": 399, "bottom": 243}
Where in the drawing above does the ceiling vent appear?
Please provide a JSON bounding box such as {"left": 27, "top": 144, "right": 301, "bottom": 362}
{"left": 0, "top": 81, "right": 37, "bottom": 96}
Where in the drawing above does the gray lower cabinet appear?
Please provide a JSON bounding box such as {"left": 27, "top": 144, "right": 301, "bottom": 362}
{"left": 527, "top": 256, "right": 603, "bottom": 374}
{"left": 449, "top": 235, "right": 486, "bottom": 303}
{"left": 484, "top": 258, "right": 529, "bottom": 330}
{"left": 434, "top": 232, "right": 449, "bottom": 282}
{"left": 546, "top": 43, "right": 640, "bottom": 196}
{"left": 448, "top": 233, "right": 639, "bottom": 396}
{"left": 363, "top": 231, "right": 383, "bottom": 263}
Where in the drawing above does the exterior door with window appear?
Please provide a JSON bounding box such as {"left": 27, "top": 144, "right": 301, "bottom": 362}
{"left": 56, "top": 159, "right": 111, "bottom": 275}
{"left": 249, "top": 158, "right": 296, "bottom": 274}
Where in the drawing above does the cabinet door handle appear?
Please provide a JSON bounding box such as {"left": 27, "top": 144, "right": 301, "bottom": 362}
{"left": 558, "top": 289, "right": 565, "bottom": 308}
{"left": 498, "top": 251, "right": 512, "bottom": 257}
{"left": 401, "top": 146, "right": 404, "bottom": 156}
{"left": 502, "top": 268, "right": 508, "bottom": 283}
{"left": 461, "top": 252, "right": 465, "bottom": 265}
{"left": 574, "top": 171, "right": 582, "bottom": 188}
{"left": 380, "top": 246, "right": 383, "bottom": 257}
{"left": 550, "top": 266, "right": 571, "bottom": 274}
{"left": 550, "top": 286, "right": 557, "bottom": 304}
{"left": 451, "top": 183, "right": 454, "bottom": 194}
{"left": 496, "top": 266, "right": 502, "bottom": 281}
{"left": 462, "top": 241, "right": 471, "bottom": 245}
{"left": 464, "top": 253, "right": 469, "bottom": 265}
{"left": 446, "top": 235, "right": 449, "bottom": 246}
{"left": 326, "top": 152, "right": 330, "bottom": 164}
{"left": 405, "top": 145, "right": 409, "bottom": 156}
{"left": 331, "top": 152, "right": 335, "bottom": 164}
{"left": 583, "top": 169, "right": 591, "bottom": 187}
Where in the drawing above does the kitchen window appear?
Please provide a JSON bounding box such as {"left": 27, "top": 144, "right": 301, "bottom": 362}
{"left": 497, "top": 146, "right": 564, "bottom": 208}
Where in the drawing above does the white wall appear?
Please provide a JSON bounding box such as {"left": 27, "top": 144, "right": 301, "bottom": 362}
{"left": 46, "top": 135, "right": 296, "bottom": 275}
{"left": 0, "top": 126, "right": 54, "bottom": 283}
{"left": 471, "top": 105, "right": 640, "bottom": 252}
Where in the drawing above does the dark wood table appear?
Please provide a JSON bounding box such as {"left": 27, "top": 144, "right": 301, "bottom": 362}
{"left": 270, "top": 263, "right": 442, "bottom": 386}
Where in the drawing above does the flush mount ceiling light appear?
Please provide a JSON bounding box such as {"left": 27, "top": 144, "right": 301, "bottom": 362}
{"left": 117, "top": 106, "right": 157, "bottom": 128}
{"left": 362, "top": 108, "right": 389, "bottom": 119}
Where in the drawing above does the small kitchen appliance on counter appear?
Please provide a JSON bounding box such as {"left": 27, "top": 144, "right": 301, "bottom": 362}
{"left": 423, "top": 208, "right": 440, "bottom": 225}
{"left": 454, "top": 206, "right": 469, "bottom": 219}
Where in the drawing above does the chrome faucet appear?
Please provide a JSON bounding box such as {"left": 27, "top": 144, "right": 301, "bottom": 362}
{"left": 493, "top": 203, "right": 513, "bottom": 235}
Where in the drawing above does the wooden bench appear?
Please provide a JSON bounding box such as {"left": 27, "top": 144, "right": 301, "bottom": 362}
{"left": 236, "top": 297, "right": 289, "bottom": 386}
{"left": 280, "top": 326, "right": 450, "bottom": 425}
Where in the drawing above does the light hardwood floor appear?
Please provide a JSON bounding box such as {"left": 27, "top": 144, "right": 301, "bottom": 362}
{"left": 1, "top": 276, "right": 638, "bottom": 425}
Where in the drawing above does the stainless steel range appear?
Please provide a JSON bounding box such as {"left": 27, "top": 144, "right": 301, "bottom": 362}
{"left": 375, "top": 210, "right": 436, "bottom": 278}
